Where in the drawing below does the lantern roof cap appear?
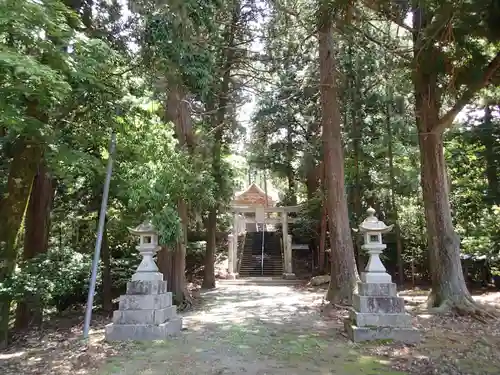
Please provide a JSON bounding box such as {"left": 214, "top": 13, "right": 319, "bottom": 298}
{"left": 128, "top": 221, "right": 157, "bottom": 236}
{"left": 358, "top": 207, "right": 393, "bottom": 233}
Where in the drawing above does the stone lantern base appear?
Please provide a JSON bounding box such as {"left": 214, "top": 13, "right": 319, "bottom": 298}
{"left": 105, "top": 280, "right": 182, "bottom": 341}
{"left": 344, "top": 281, "right": 420, "bottom": 343}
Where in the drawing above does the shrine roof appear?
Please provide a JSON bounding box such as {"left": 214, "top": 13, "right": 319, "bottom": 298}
{"left": 232, "top": 183, "right": 277, "bottom": 206}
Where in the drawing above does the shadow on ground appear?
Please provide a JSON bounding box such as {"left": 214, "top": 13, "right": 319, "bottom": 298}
{"left": 98, "top": 283, "right": 405, "bottom": 375}
{"left": 4, "top": 284, "right": 498, "bottom": 375}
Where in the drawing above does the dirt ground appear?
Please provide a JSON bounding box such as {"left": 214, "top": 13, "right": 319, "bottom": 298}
{"left": 1, "top": 282, "right": 499, "bottom": 375}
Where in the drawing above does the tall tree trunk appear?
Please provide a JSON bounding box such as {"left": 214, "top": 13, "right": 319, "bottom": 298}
{"left": 418, "top": 131, "right": 474, "bottom": 309}
{"left": 157, "top": 246, "right": 175, "bottom": 295}
{"left": 0, "top": 138, "right": 42, "bottom": 348}
{"left": 165, "top": 85, "right": 194, "bottom": 304}
{"left": 412, "top": 5, "right": 481, "bottom": 313}
{"left": 319, "top": 204, "right": 327, "bottom": 274}
{"left": 386, "top": 96, "right": 404, "bottom": 286}
{"left": 286, "top": 123, "right": 297, "bottom": 205}
{"left": 15, "top": 162, "right": 53, "bottom": 327}
{"left": 318, "top": 6, "right": 359, "bottom": 304}
{"left": 202, "top": 209, "right": 217, "bottom": 289}
{"left": 350, "top": 61, "right": 363, "bottom": 272}
{"left": 156, "top": 202, "right": 190, "bottom": 305}
{"left": 174, "top": 198, "right": 189, "bottom": 304}
{"left": 203, "top": 125, "right": 221, "bottom": 290}
{"left": 14, "top": 161, "right": 54, "bottom": 329}
{"left": 202, "top": 0, "right": 240, "bottom": 288}
{"left": 305, "top": 144, "right": 320, "bottom": 270}
{"left": 314, "top": 160, "right": 327, "bottom": 274}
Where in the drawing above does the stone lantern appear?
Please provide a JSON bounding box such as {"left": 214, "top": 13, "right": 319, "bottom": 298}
{"left": 357, "top": 207, "right": 393, "bottom": 284}
{"left": 128, "top": 221, "right": 163, "bottom": 281}
{"left": 345, "top": 207, "right": 419, "bottom": 343}
{"left": 105, "top": 221, "right": 183, "bottom": 341}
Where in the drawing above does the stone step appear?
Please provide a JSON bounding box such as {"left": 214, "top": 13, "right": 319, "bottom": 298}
{"left": 112, "top": 306, "right": 177, "bottom": 325}
{"left": 126, "top": 280, "right": 168, "bottom": 295}
{"left": 353, "top": 295, "right": 405, "bottom": 314}
{"left": 349, "top": 311, "right": 412, "bottom": 328}
{"left": 218, "top": 277, "right": 303, "bottom": 286}
{"left": 105, "top": 318, "right": 183, "bottom": 341}
{"left": 119, "top": 293, "right": 172, "bottom": 311}
{"left": 239, "top": 266, "right": 283, "bottom": 271}
{"left": 357, "top": 282, "right": 397, "bottom": 297}
{"left": 344, "top": 319, "right": 420, "bottom": 344}
{"left": 239, "top": 265, "right": 283, "bottom": 270}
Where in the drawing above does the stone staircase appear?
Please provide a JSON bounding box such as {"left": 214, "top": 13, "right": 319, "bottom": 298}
{"left": 239, "top": 231, "right": 283, "bottom": 277}
{"left": 218, "top": 277, "right": 303, "bottom": 286}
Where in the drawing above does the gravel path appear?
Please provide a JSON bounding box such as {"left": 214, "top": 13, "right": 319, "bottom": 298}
{"left": 98, "top": 281, "right": 405, "bottom": 375}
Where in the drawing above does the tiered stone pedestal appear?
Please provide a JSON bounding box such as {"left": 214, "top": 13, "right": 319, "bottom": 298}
{"left": 105, "top": 280, "right": 182, "bottom": 341}
{"left": 345, "top": 281, "right": 420, "bottom": 343}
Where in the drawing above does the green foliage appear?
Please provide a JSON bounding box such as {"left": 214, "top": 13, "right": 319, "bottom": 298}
{"left": 139, "top": 0, "right": 221, "bottom": 99}
{"left": 292, "top": 193, "right": 322, "bottom": 241}
{"left": 0, "top": 0, "right": 127, "bottom": 140}
{"left": 152, "top": 205, "right": 182, "bottom": 245}
{"left": 447, "top": 119, "right": 500, "bottom": 259}
{"left": 3, "top": 248, "right": 92, "bottom": 312}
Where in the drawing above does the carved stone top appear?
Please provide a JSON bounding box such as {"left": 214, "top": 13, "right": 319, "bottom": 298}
{"left": 358, "top": 208, "right": 393, "bottom": 233}
{"left": 128, "top": 221, "right": 157, "bottom": 236}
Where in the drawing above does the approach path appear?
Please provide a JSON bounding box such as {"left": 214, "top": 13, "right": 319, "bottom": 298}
{"left": 99, "top": 279, "right": 404, "bottom": 375}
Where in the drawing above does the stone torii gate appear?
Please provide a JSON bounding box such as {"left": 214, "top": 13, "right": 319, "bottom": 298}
{"left": 226, "top": 183, "right": 300, "bottom": 279}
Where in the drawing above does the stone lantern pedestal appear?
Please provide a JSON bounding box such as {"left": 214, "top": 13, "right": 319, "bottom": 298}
{"left": 105, "top": 222, "right": 182, "bottom": 341}
{"left": 345, "top": 208, "right": 420, "bottom": 343}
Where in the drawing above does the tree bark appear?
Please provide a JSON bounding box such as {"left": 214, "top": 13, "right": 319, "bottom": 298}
{"left": 318, "top": 6, "right": 360, "bottom": 304}
{"left": 157, "top": 245, "right": 178, "bottom": 298}
{"left": 350, "top": 66, "right": 363, "bottom": 272}
{"left": 319, "top": 204, "right": 327, "bottom": 274}
{"left": 157, "top": 246, "right": 171, "bottom": 286}
{"left": 174, "top": 198, "right": 189, "bottom": 304}
{"left": 202, "top": 209, "right": 217, "bottom": 289}
{"left": 305, "top": 144, "right": 320, "bottom": 270}
{"left": 14, "top": 161, "right": 54, "bottom": 329}
{"left": 164, "top": 84, "right": 195, "bottom": 304}
{"left": 157, "top": 221, "right": 189, "bottom": 305}
{"left": 386, "top": 93, "right": 404, "bottom": 286}
{"left": 412, "top": 5, "right": 482, "bottom": 313}
{"left": 418, "top": 131, "right": 475, "bottom": 310}
{"left": 202, "top": 1, "right": 240, "bottom": 288}
{"left": 286, "top": 122, "right": 297, "bottom": 205}
{"left": 0, "top": 138, "right": 42, "bottom": 348}
{"left": 203, "top": 125, "right": 221, "bottom": 289}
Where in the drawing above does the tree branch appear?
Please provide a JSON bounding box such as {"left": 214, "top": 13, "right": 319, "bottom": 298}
{"left": 434, "top": 51, "right": 500, "bottom": 133}
{"left": 348, "top": 24, "right": 412, "bottom": 62}
{"left": 360, "top": 0, "right": 414, "bottom": 33}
